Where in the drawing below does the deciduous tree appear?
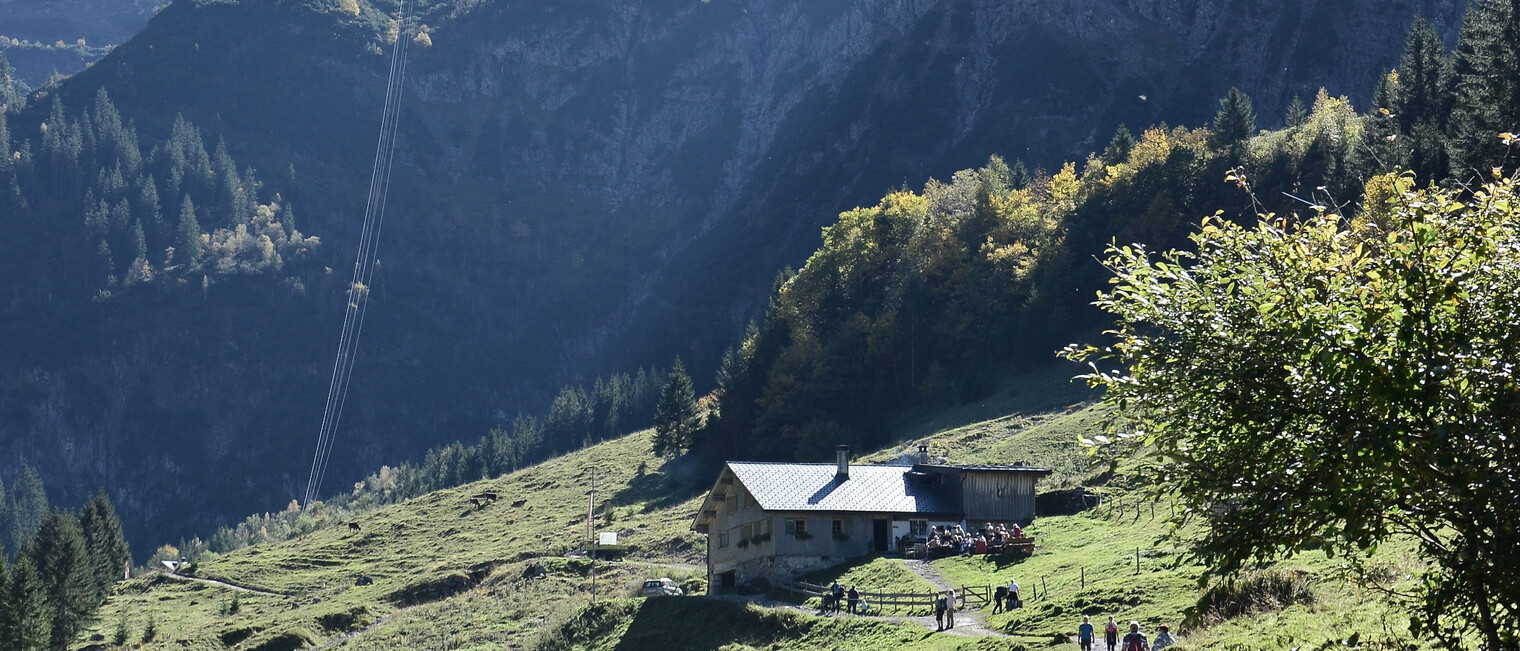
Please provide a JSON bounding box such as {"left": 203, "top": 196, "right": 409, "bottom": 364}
{"left": 1065, "top": 171, "right": 1520, "bottom": 650}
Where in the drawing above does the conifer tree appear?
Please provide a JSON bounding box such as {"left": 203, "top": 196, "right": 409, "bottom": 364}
{"left": 652, "top": 357, "right": 699, "bottom": 458}
{"left": 29, "top": 511, "right": 96, "bottom": 650}
{"left": 176, "top": 195, "right": 202, "bottom": 269}
{"left": 1101, "top": 124, "right": 1136, "bottom": 165}
{"left": 1211, "top": 87, "right": 1257, "bottom": 151}
{"left": 4, "top": 466, "right": 47, "bottom": 560}
{"left": 1447, "top": 0, "right": 1520, "bottom": 177}
{"left": 1284, "top": 93, "right": 1309, "bottom": 128}
{"left": 1009, "top": 159, "right": 1031, "bottom": 190}
{"left": 79, "top": 491, "right": 130, "bottom": 597}
{"left": 0, "top": 554, "right": 51, "bottom": 651}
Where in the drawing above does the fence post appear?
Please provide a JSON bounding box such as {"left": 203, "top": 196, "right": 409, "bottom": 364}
{"left": 1135, "top": 547, "right": 1141, "bottom": 575}
{"left": 1041, "top": 576, "right": 1048, "bottom": 601}
{"left": 1081, "top": 566, "right": 1085, "bottom": 590}
{"left": 1151, "top": 501, "right": 1156, "bottom": 521}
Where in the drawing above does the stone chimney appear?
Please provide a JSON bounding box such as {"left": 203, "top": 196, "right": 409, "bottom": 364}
{"left": 918, "top": 443, "right": 930, "bottom": 464}
{"left": 836, "top": 445, "right": 851, "bottom": 479}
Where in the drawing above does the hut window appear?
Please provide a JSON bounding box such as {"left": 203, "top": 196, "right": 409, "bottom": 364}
{"left": 910, "top": 520, "right": 928, "bottom": 537}
{"left": 785, "top": 518, "right": 807, "bottom": 535}
{"left": 718, "top": 532, "right": 729, "bottom": 548}
{"left": 831, "top": 519, "right": 844, "bottom": 535}
{"left": 726, "top": 494, "right": 738, "bottom": 512}
{"left": 742, "top": 523, "right": 753, "bottom": 540}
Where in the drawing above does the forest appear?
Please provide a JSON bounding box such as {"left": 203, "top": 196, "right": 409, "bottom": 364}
{"left": 0, "top": 466, "right": 132, "bottom": 651}
{"left": 690, "top": 6, "right": 1520, "bottom": 467}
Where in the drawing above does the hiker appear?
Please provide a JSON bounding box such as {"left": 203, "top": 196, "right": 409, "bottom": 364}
{"left": 858, "top": 597, "right": 870, "bottom": 615}
{"left": 993, "top": 585, "right": 1008, "bottom": 614}
{"left": 1151, "top": 625, "right": 1175, "bottom": 651}
{"left": 1122, "top": 621, "right": 1148, "bottom": 651}
{"left": 945, "top": 589, "right": 956, "bottom": 629}
{"left": 847, "top": 585, "right": 860, "bottom": 614}
{"left": 1105, "top": 616, "right": 1119, "bottom": 651}
{"left": 1007, "top": 579, "right": 1020, "bottom": 610}
{"left": 1079, "top": 615, "right": 1096, "bottom": 651}
{"left": 934, "top": 591, "right": 947, "bottom": 630}
{"left": 831, "top": 581, "right": 845, "bottom": 613}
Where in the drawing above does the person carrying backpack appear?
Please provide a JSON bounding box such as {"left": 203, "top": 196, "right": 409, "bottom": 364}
{"left": 1104, "top": 616, "right": 1120, "bottom": 651}
{"left": 1122, "top": 621, "right": 1148, "bottom": 651}
{"left": 934, "top": 592, "right": 947, "bottom": 630}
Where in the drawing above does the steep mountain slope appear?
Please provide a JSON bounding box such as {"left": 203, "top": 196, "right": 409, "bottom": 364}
{"left": 81, "top": 377, "right": 1429, "bottom": 651}
{"left": 0, "top": 0, "right": 158, "bottom": 85}
{"left": 1, "top": 0, "right": 1464, "bottom": 551}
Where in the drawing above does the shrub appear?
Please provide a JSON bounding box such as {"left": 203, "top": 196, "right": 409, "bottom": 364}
{"left": 1189, "top": 568, "right": 1314, "bottom": 628}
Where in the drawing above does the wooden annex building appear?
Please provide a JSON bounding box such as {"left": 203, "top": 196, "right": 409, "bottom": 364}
{"left": 691, "top": 445, "right": 1051, "bottom": 592}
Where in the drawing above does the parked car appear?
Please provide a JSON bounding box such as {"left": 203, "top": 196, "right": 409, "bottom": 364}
{"left": 640, "top": 577, "right": 684, "bottom": 597}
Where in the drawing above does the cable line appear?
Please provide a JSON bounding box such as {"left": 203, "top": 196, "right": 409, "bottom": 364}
{"left": 303, "top": 0, "right": 416, "bottom": 509}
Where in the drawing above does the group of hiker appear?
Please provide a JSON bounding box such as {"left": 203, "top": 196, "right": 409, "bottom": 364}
{"left": 821, "top": 581, "right": 869, "bottom": 615}
{"left": 823, "top": 579, "right": 1179, "bottom": 648}
{"left": 1079, "top": 615, "right": 1175, "bottom": 651}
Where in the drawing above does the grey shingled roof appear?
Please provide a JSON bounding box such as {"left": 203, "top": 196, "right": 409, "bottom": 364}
{"left": 728, "top": 462, "right": 959, "bottom": 515}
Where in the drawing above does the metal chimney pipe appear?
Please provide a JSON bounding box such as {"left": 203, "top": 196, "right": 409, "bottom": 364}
{"left": 918, "top": 443, "right": 929, "bottom": 464}
{"left": 836, "top": 445, "right": 850, "bottom": 479}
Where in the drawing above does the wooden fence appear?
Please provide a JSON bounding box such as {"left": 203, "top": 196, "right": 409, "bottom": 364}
{"left": 775, "top": 579, "right": 994, "bottom": 613}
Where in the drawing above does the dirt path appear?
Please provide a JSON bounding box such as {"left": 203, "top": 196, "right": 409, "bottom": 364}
{"left": 901, "top": 559, "right": 1010, "bottom": 637}
{"left": 158, "top": 571, "right": 286, "bottom": 597}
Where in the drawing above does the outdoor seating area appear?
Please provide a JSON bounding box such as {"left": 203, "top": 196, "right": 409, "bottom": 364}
{"left": 902, "top": 523, "right": 1033, "bottom": 559}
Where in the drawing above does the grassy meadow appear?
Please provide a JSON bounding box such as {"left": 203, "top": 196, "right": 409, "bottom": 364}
{"left": 81, "top": 365, "right": 1432, "bottom": 650}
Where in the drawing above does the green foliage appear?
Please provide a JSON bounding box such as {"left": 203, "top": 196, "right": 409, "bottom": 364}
{"left": 30, "top": 511, "right": 99, "bottom": 650}
{"left": 3, "top": 466, "right": 47, "bottom": 561}
{"left": 79, "top": 490, "right": 131, "bottom": 600}
{"left": 0, "top": 88, "right": 318, "bottom": 303}
{"left": 652, "top": 357, "right": 700, "bottom": 457}
{"left": 1211, "top": 87, "right": 1257, "bottom": 151}
{"left": 1065, "top": 172, "right": 1520, "bottom": 649}
{"left": 1283, "top": 93, "right": 1309, "bottom": 128}
{"left": 696, "top": 127, "right": 1250, "bottom": 465}
{"left": 112, "top": 611, "right": 129, "bottom": 645}
{"left": 1447, "top": 0, "right": 1520, "bottom": 178}
{"left": 0, "top": 555, "right": 50, "bottom": 650}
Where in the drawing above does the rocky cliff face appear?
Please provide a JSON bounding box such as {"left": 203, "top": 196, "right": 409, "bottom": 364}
{"left": 1, "top": 0, "right": 1463, "bottom": 553}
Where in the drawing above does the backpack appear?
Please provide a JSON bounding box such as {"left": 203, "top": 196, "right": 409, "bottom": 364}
{"left": 1126, "top": 634, "right": 1146, "bottom": 651}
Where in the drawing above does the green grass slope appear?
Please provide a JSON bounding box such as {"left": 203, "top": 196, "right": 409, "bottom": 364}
{"left": 84, "top": 367, "right": 1428, "bottom": 651}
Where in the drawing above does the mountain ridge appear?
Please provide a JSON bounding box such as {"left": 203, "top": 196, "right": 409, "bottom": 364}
{"left": 0, "top": 0, "right": 1465, "bottom": 552}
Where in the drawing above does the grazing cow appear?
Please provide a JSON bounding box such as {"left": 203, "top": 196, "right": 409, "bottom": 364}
{"left": 511, "top": 498, "right": 527, "bottom": 508}
{"left": 478, "top": 492, "right": 498, "bottom": 501}
{"left": 469, "top": 497, "right": 482, "bottom": 509}
{"left": 348, "top": 521, "right": 361, "bottom": 532}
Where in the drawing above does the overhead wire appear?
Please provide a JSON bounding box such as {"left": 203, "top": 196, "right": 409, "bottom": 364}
{"left": 303, "top": 0, "right": 416, "bottom": 508}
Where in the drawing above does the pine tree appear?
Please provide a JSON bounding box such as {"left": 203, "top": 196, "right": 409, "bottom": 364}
{"left": 1284, "top": 93, "right": 1309, "bottom": 128}
{"left": 1447, "top": 0, "right": 1520, "bottom": 177}
{"left": 1101, "top": 124, "right": 1136, "bottom": 165}
{"left": 652, "top": 357, "right": 699, "bottom": 458}
{"left": 4, "top": 466, "right": 47, "bottom": 560}
{"left": 30, "top": 511, "right": 98, "bottom": 651}
{"left": 176, "top": 195, "right": 202, "bottom": 269}
{"left": 1211, "top": 87, "right": 1257, "bottom": 151}
{"left": 78, "top": 491, "right": 130, "bottom": 598}
{"left": 1009, "top": 159, "right": 1031, "bottom": 190}
{"left": 0, "top": 555, "right": 51, "bottom": 651}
